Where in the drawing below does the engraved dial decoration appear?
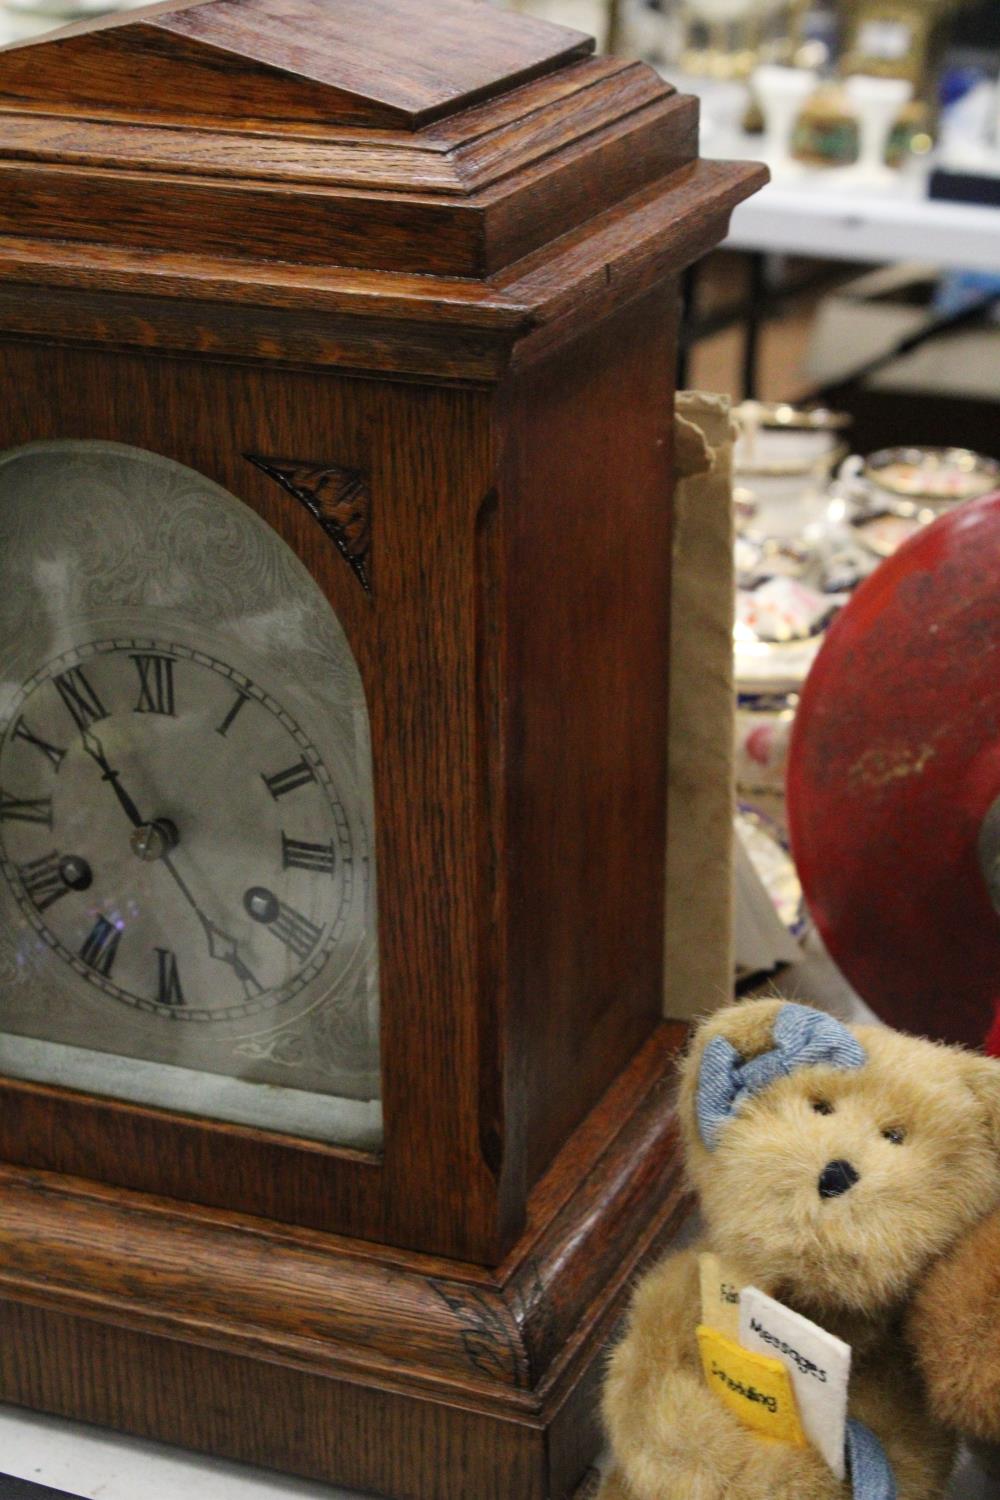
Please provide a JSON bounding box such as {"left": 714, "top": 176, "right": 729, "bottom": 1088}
{"left": 0, "top": 442, "right": 380, "bottom": 1148}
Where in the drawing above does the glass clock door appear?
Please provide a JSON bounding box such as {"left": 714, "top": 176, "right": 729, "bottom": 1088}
{"left": 0, "top": 441, "right": 381, "bottom": 1149}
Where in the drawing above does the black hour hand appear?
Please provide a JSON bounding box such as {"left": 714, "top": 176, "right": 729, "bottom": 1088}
{"left": 80, "top": 727, "right": 145, "bottom": 829}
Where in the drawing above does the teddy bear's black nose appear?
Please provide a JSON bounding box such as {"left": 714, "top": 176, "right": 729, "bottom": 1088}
{"left": 818, "top": 1159, "right": 860, "bottom": 1199}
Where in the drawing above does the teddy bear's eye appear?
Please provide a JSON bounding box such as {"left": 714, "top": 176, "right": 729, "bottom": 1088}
{"left": 811, "top": 1100, "right": 834, "bottom": 1115}
{"left": 883, "top": 1127, "right": 906, "bottom": 1145}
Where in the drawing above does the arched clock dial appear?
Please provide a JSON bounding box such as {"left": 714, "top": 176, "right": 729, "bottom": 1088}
{"left": 0, "top": 441, "right": 380, "bottom": 1148}
{"left": 0, "top": 638, "right": 354, "bottom": 1024}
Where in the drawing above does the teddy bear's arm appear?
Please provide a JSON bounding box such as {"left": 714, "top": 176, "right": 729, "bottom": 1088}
{"left": 601, "top": 1247, "right": 845, "bottom": 1500}
{"left": 909, "top": 1205, "right": 1000, "bottom": 1442}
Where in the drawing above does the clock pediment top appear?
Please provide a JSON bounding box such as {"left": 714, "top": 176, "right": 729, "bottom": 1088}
{"left": 0, "top": 0, "right": 593, "bottom": 131}
{"left": 0, "top": 0, "right": 766, "bottom": 343}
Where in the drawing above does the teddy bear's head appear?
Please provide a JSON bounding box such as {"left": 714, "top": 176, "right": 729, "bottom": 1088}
{"left": 679, "top": 999, "right": 1000, "bottom": 1318}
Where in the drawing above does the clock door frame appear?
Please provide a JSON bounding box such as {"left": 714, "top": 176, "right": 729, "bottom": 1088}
{"left": 0, "top": 338, "right": 510, "bottom": 1262}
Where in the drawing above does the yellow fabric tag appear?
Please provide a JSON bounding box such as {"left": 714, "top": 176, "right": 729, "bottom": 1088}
{"left": 699, "top": 1252, "right": 743, "bottom": 1340}
{"left": 697, "top": 1325, "right": 809, "bottom": 1447}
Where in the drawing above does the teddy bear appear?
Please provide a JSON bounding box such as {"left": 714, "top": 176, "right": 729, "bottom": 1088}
{"left": 599, "top": 998, "right": 1000, "bottom": 1500}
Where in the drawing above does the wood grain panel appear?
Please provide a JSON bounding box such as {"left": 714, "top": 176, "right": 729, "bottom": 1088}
{"left": 0, "top": 89, "right": 695, "bottom": 276}
{"left": 0, "top": 163, "right": 485, "bottom": 276}
{"left": 0, "top": 1303, "right": 548, "bottom": 1500}
{"left": 0, "top": 59, "right": 660, "bottom": 189}
{"left": 0, "top": 160, "right": 765, "bottom": 384}
{"left": 500, "top": 286, "right": 678, "bottom": 1187}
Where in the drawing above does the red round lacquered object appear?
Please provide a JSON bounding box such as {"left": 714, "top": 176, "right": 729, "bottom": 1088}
{"left": 787, "top": 489, "right": 1000, "bottom": 1047}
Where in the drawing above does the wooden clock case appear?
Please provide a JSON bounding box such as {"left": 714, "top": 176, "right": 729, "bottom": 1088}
{"left": 0, "top": 4, "right": 763, "bottom": 1496}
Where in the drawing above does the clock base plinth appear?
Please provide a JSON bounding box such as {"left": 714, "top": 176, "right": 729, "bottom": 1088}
{"left": 0, "top": 1026, "right": 688, "bottom": 1500}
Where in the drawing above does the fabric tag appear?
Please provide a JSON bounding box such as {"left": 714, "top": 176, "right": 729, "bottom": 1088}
{"left": 696, "top": 1325, "right": 808, "bottom": 1446}
{"left": 699, "top": 1251, "right": 743, "bottom": 1340}
{"left": 740, "top": 1286, "right": 851, "bottom": 1480}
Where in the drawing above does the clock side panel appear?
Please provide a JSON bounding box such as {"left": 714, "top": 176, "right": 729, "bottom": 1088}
{"left": 499, "top": 285, "right": 677, "bottom": 1188}
{"left": 0, "top": 339, "right": 503, "bottom": 1259}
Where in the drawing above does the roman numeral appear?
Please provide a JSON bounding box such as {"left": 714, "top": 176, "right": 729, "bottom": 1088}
{"left": 155, "top": 948, "right": 185, "bottom": 1007}
{"left": 269, "top": 902, "right": 323, "bottom": 962}
{"left": 12, "top": 717, "right": 66, "bottom": 771}
{"left": 262, "top": 759, "right": 316, "bottom": 801}
{"left": 54, "top": 666, "right": 107, "bottom": 732}
{"left": 0, "top": 789, "right": 53, "bottom": 827}
{"left": 216, "top": 690, "right": 250, "bottom": 738}
{"left": 18, "top": 851, "right": 68, "bottom": 911}
{"left": 80, "top": 916, "right": 121, "bottom": 977}
{"left": 132, "top": 654, "right": 176, "bottom": 717}
{"left": 281, "top": 833, "right": 337, "bottom": 875}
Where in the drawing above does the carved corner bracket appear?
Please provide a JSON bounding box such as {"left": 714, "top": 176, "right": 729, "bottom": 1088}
{"left": 246, "top": 454, "right": 372, "bottom": 595}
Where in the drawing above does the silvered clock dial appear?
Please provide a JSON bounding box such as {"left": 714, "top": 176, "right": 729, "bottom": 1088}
{"left": 0, "top": 441, "right": 381, "bottom": 1148}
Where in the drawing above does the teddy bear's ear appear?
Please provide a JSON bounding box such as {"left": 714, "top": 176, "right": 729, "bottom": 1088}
{"left": 685, "top": 999, "right": 787, "bottom": 1073}
{"left": 962, "top": 1054, "right": 1000, "bottom": 1152}
{"left": 676, "top": 999, "right": 788, "bottom": 1152}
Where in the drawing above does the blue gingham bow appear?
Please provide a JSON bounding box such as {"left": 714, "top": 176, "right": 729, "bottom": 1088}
{"left": 696, "top": 1002, "right": 867, "bottom": 1150}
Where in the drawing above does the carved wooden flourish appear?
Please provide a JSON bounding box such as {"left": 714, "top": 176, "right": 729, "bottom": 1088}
{"left": 246, "top": 455, "right": 372, "bottom": 595}
{"left": 507, "top": 1254, "right": 558, "bottom": 1384}
{"left": 427, "top": 1279, "right": 530, "bottom": 1389}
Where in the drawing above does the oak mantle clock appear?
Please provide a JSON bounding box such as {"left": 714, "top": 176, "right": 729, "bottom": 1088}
{"left": 0, "top": 3, "right": 763, "bottom": 1495}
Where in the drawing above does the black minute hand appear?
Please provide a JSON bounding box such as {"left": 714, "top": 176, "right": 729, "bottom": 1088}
{"left": 80, "top": 726, "right": 145, "bottom": 828}
{"left": 159, "top": 852, "right": 263, "bottom": 996}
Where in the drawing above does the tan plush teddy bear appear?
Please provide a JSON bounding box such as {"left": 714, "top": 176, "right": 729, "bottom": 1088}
{"left": 599, "top": 999, "right": 1000, "bottom": 1500}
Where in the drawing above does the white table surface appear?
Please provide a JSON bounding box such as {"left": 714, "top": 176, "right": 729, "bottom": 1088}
{"left": 0, "top": 1406, "right": 366, "bottom": 1500}
{"left": 662, "top": 70, "right": 1000, "bottom": 274}
{"left": 725, "top": 165, "right": 1000, "bottom": 274}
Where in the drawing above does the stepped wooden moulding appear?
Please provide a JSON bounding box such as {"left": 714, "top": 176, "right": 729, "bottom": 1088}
{"left": 0, "top": 2, "right": 764, "bottom": 1496}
